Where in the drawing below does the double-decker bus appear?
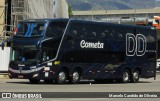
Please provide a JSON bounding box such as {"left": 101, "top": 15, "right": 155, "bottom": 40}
{"left": 6, "top": 18, "right": 157, "bottom": 84}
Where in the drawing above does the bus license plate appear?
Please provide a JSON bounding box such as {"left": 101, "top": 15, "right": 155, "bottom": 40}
{"left": 18, "top": 75, "right": 23, "bottom": 78}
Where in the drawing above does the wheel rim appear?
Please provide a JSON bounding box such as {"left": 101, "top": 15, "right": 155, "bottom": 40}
{"left": 59, "top": 72, "right": 66, "bottom": 82}
{"left": 133, "top": 71, "right": 139, "bottom": 80}
{"left": 73, "top": 72, "right": 79, "bottom": 82}
{"left": 123, "top": 72, "right": 129, "bottom": 82}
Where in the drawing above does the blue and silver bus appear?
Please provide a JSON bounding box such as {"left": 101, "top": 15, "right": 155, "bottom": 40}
{"left": 7, "top": 18, "right": 157, "bottom": 84}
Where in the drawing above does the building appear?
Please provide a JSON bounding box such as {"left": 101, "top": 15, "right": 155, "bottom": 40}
{"left": 0, "top": 0, "right": 69, "bottom": 37}
{"left": 0, "top": 0, "right": 5, "bottom": 41}
{"left": 72, "top": 8, "right": 160, "bottom": 59}
{"left": 72, "top": 8, "right": 160, "bottom": 22}
{"left": 0, "top": 0, "right": 69, "bottom": 73}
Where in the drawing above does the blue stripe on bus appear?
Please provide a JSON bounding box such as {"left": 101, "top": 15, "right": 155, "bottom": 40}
{"left": 44, "top": 23, "right": 47, "bottom": 29}
{"left": 28, "top": 23, "right": 35, "bottom": 37}
{"left": 24, "top": 24, "right": 31, "bottom": 37}
{"left": 15, "top": 24, "right": 20, "bottom": 34}
{"left": 40, "top": 23, "right": 47, "bottom": 36}
{"left": 17, "top": 24, "right": 20, "bottom": 28}
{"left": 41, "top": 23, "right": 47, "bottom": 35}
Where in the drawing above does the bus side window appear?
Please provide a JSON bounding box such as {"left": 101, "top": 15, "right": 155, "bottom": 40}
{"left": 91, "top": 32, "right": 96, "bottom": 38}
{"left": 79, "top": 27, "right": 87, "bottom": 38}
{"left": 72, "top": 30, "right": 77, "bottom": 37}
{"left": 42, "top": 51, "right": 50, "bottom": 62}
{"left": 42, "top": 49, "right": 55, "bottom": 62}
{"left": 42, "top": 51, "right": 47, "bottom": 62}
{"left": 118, "top": 33, "right": 123, "bottom": 38}
{"left": 105, "top": 29, "right": 113, "bottom": 40}
{"left": 67, "top": 30, "right": 77, "bottom": 40}
{"left": 100, "top": 33, "right": 105, "bottom": 38}
{"left": 66, "top": 29, "right": 77, "bottom": 47}
{"left": 46, "top": 21, "right": 67, "bottom": 37}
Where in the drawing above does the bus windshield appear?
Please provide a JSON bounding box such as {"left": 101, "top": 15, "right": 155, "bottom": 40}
{"left": 10, "top": 47, "right": 39, "bottom": 64}
{"left": 15, "top": 22, "right": 46, "bottom": 37}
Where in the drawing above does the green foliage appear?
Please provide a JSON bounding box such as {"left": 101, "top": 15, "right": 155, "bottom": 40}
{"left": 68, "top": 5, "right": 73, "bottom": 18}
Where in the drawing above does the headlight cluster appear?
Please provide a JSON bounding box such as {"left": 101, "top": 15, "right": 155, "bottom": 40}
{"left": 30, "top": 66, "right": 36, "bottom": 69}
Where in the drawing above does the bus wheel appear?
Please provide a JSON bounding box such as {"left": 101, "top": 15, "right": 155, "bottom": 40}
{"left": 56, "top": 70, "right": 67, "bottom": 84}
{"left": 69, "top": 70, "right": 81, "bottom": 84}
{"left": 131, "top": 70, "right": 140, "bottom": 83}
{"left": 122, "top": 69, "right": 130, "bottom": 83}
{"left": 44, "top": 79, "right": 53, "bottom": 84}
{"left": 29, "top": 79, "right": 40, "bottom": 84}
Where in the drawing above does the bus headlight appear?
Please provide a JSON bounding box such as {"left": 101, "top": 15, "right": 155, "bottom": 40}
{"left": 33, "top": 74, "right": 39, "bottom": 78}
{"left": 30, "top": 66, "right": 36, "bottom": 69}
{"left": 47, "top": 62, "right": 52, "bottom": 66}
{"left": 44, "top": 67, "right": 50, "bottom": 71}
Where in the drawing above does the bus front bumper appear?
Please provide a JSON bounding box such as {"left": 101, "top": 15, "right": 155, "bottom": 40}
{"left": 8, "top": 67, "right": 43, "bottom": 79}
{"left": 9, "top": 66, "right": 56, "bottom": 80}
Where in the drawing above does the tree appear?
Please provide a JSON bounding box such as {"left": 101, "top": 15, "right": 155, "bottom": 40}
{"left": 68, "top": 5, "right": 73, "bottom": 18}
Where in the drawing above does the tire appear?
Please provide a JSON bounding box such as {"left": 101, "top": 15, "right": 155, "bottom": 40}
{"left": 55, "top": 70, "right": 67, "bottom": 84}
{"left": 69, "top": 70, "right": 81, "bottom": 84}
{"left": 44, "top": 79, "right": 53, "bottom": 84}
{"left": 130, "top": 70, "right": 140, "bottom": 83}
{"left": 121, "top": 69, "right": 130, "bottom": 83}
{"left": 29, "top": 79, "right": 40, "bottom": 84}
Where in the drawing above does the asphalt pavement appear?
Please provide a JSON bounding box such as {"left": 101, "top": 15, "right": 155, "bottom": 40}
{"left": 0, "top": 72, "right": 160, "bottom": 101}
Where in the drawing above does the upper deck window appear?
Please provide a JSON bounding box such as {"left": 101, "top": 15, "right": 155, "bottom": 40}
{"left": 46, "top": 21, "right": 67, "bottom": 37}
{"left": 15, "top": 22, "right": 46, "bottom": 37}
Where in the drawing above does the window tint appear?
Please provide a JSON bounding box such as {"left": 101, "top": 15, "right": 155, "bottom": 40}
{"left": 46, "top": 21, "right": 67, "bottom": 37}
{"left": 66, "top": 22, "right": 99, "bottom": 39}
{"left": 67, "top": 21, "right": 135, "bottom": 41}
{"left": 41, "top": 48, "right": 56, "bottom": 62}
{"left": 136, "top": 28, "right": 156, "bottom": 50}
{"left": 62, "top": 50, "right": 125, "bottom": 63}
{"left": 15, "top": 22, "right": 46, "bottom": 37}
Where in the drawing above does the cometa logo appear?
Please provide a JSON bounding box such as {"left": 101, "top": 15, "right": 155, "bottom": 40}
{"left": 80, "top": 40, "right": 104, "bottom": 49}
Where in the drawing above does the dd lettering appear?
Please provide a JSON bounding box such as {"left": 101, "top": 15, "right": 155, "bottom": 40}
{"left": 126, "top": 33, "right": 146, "bottom": 56}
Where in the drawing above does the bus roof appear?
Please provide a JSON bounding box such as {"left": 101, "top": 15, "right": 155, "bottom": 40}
{"left": 20, "top": 18, "right": 69, "bottom": 23}
{"left": 70, "top": 19, "right": 156, "bottom": 30}
{"left": 19, "top": 18, "right": 155, "bottom": 30}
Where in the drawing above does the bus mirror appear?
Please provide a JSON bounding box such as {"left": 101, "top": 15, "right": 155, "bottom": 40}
{"left": 2, "top": 46, "right": 4, "bottom": 50}
{"left": 22, "top": 57, "right": 26, "bottom": 62}
{"left": 1, "top": 42, "right": 4, "bottom": 50}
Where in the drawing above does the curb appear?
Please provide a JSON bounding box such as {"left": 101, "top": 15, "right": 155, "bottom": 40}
{"left": 157, "top": 71, "right": 160, "bottom": 75}
{"left": 0, "top": 74, "right": 9, "bottom": 79}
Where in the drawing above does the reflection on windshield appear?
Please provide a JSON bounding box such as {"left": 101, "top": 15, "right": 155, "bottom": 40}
{"left": 11, "top": 48, "right": 39, "bottom": 64}
{"left": 15, "top": 22, "right": 46, "bottom": 37}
